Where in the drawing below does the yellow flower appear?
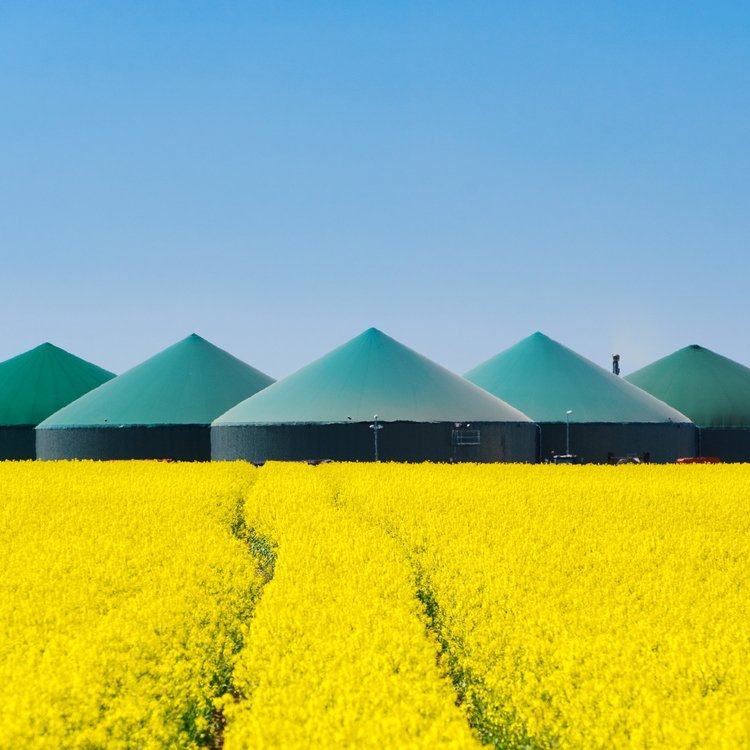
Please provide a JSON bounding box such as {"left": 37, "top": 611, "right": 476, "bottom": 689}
{"left": 3, "top": 461, "right": 749, "bottom": 749}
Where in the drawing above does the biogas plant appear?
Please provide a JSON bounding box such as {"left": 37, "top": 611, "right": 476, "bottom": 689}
{"left": 2, "top": 329, "right": 750, "bottom": 463}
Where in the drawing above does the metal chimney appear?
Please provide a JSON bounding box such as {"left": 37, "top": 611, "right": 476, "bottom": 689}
{"left": 612, "top": 354, "right": 620, "bottom": 376}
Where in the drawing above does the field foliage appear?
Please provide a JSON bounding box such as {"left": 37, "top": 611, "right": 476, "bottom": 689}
{"left": 0, "top": 462, "right": 260, "bottom": 749}
{"left": 1, "top": 461, "right": 748, "bottom": 749}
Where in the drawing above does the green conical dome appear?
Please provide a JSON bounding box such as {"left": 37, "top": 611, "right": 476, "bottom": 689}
{"left": 214, "top": 328, "right": 532, "bottom": 425}
{"left": 465, "top": 332, "right": 691, "bottom": 424}
{"left": 39, "top": 334, "right": 274, "bottom": 428}
{"left": 0, "top": 343, "right": 114, "bottom": 426}
{"left": 625, "top": 345, "right": 750, "bottom": 428}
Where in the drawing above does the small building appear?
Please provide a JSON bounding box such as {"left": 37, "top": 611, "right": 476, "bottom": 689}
{"left": 625, "top": 345, "right": 750, "bottom": 462}
{"left": 212, "top": 327, "right": 537, "bottom": 463}
{"left": 37, "top": 334, "right": 274, "bottom": 461}
{"left": 465, "top": 332, "right": 696, "bottom": 463}
{"left": 0, "top": 343, "right": 114, "bottom": 460}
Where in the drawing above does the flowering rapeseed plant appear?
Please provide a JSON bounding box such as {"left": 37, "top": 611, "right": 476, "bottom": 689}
{"left": 224, "top": 463, "right": 479, "bottom": 749}
{"left": 0, "top": 461, "right": 260, "bottom": 749}
{"left": 3, "top": 461, "right": 749, "bottom": 749}
{"left": 319, "top": 463, "right": 750, "bottom": 749}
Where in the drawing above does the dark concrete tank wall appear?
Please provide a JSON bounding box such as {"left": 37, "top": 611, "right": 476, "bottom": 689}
{"left": 212, "top": 421, "right": 539, "bottom": 463}
{"left": 37, "top": 425, "right": 211, "bottom": 461}
{"left": 0, "top": 426, "right": 36, "bottom": 460}
{"left": 538, "top": 422, "right": 697, "bottom": 463}
{"left": 698, "top": 428, "right": 750, "bottom": 462}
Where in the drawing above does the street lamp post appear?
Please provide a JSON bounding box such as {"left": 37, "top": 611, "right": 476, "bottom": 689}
{"left": 369, "top": 414, "right": 383, "bottom": 461}
{"left": 565, "top": 410, "right": 573, "bottom": 456}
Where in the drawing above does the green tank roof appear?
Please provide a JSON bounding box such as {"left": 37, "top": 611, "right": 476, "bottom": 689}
{"left": 214, "top": 327, "right": 533, "bottom": 425}
{"left": 464, "top": 332, "right": 691, "bottom": 424}
{"left": 625, "top": 345, "right": 750, "bottom": 428}
{"left": 38, "top": 334, "right": 274, "bottom": 428}
{"left": 0, "top": 343, "right": 115, "bottom": 426}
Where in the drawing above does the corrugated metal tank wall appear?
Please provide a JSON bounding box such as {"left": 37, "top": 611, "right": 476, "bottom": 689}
{"left": 211, "top": 421, "right": 539, "bottom": 463}
{"left": 698, "top": 429, "right": 750, "bottom": 462}
{"left": 538, "top": 422, "right": 697, "bottom": 463}
{"left": 0, "top": 427, "right": 36, "bottom": 460}
{"left": 36, "top": 426, "right": 212, "bottom": 462}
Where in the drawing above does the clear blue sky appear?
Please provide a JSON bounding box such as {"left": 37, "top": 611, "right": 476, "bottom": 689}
{"left": 2, "top": 1, "right": 749, "bottom": 379}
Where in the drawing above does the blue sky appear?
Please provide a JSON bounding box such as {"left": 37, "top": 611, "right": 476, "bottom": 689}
{"left": 1, "top": 1, "right": 749, "bottom": 379}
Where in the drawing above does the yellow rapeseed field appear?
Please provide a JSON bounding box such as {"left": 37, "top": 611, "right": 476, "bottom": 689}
{"left": 316, "top": 463, "right": 750, "bottom": 749}
{"left": 224, "top": 463, "right": 477, "bottom": 749}
{"left": 0, "top": 461, "right": 261, "bottom": 750}
{"left": 1, "top": 461, "right": 749, "bottom": 749}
